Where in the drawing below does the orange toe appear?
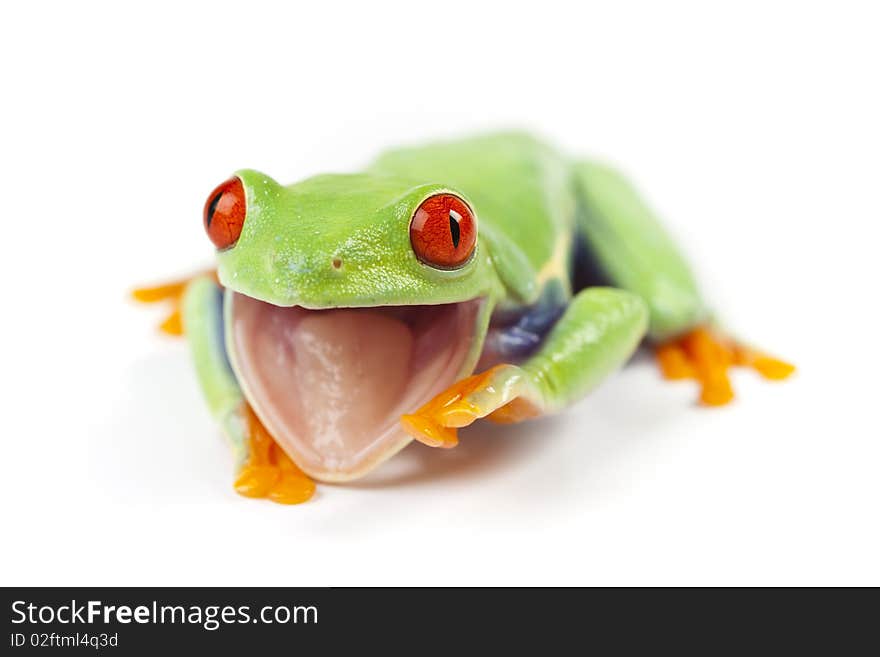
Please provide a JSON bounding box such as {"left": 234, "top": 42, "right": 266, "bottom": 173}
{"left": 268, "top": 473, "right": 316, "bottom": 505}
{"left": 733, "top": 344, "right": 796, "bottom": 381}
{"left": 234, "top": 465, "right": 280, "bottom": 498}
{"left": 656, "top": 343, "right": 696, "bottom": 379}
{"left": 400, "top": 414, "right": 459, "bottom": 448}
{"left": 752, "top": 356, "right": 796, "bottom": 380}
{"left": 131, "top": 280, "right": 188, "bottom": 303}
{"left": 159, "top": 309, "right": 183, "bottom": 335}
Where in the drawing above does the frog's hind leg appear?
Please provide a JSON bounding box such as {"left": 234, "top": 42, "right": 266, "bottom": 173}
{"left": 401, "top": 287, "right": 648, "bottom": 447}
{"left": 181, "top": 276, "right": 315, "bottom": 504}
{"left": 571, "top": 160, "right": 794, "bottom": 405}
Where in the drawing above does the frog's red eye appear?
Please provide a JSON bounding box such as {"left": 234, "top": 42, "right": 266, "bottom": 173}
{"left": 204, "top": 177, "right": 246, "bottom": 250}
{"left": 410, "top": 193, "right": 477, "bottom": 269}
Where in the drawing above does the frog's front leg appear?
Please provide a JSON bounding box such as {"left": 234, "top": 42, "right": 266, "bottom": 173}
{"left": 181, "top": 276, "right": 315, "bottom": 504}
{"left": 401, "top": 287, "right": 648, "bottom": 447}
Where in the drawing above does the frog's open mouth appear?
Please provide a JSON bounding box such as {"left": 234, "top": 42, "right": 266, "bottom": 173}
{"left": 228, "top": 293, "right": 484, "bottom": 482}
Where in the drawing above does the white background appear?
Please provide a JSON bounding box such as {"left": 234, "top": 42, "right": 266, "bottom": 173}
{"left": 2, "top": 1, "right": 878, "bottom": 586}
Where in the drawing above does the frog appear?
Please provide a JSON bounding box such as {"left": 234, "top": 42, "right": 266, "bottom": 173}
{"left": 134, "top": 132, "right": 794, "bottom": 505}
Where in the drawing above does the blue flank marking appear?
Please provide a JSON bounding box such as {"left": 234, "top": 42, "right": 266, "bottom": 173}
{"left": 488, "top": 302, "right": 566, "bottom": 361}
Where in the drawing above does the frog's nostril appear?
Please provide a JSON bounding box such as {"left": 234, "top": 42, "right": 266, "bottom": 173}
{"left": 331, "top": 257, "right": 343, "bottom": 270}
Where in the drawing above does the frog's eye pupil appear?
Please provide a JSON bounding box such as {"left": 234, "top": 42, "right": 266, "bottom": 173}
{"left": 205, "top": 192, "right": 223, "bottom": 229}
{"left": 449, "top": 210, "right": 461, "bottom": 248}
{"left": 410, "top": 193, "right": 477, "bottom": 269}
{"left": 203, "top": 177, "right": 246, "bottom": 250}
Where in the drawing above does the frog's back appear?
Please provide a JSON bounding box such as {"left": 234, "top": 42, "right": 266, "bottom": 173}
{"left": 369, "top": 132, "right": 575, "bottom": 304}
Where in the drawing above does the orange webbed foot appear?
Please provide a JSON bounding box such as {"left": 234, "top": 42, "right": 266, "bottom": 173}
{"left": 400, "top": 370, "right": 494, "bottom": 448}
{"left": 132, "top": 271, "right": 218, "bottom": 336}
{"left": 656, "top": 326, "right": 795, "bottom": 406}
{"left": 400, "top": 365, "right": 539, "bottom": 447}
{"left": 132, "top": 278, "right": 189, "bottom": 336}
{"left": 234, "top": 405, "right": 316, "bottom": 505}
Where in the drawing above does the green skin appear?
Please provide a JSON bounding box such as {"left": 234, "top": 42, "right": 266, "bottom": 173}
{"left": 183, "top": 133, "right": 707, "bottom": 480}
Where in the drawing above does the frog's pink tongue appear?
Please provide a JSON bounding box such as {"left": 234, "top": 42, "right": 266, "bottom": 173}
{"left": 229, "top": 293, "right": 481, "bottom": 481}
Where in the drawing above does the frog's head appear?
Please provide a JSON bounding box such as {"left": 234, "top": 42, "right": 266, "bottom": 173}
{"left": 202, "top": 170, "right": 501, "bottom": 481}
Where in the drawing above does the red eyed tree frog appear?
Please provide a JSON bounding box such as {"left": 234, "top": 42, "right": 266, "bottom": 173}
{"left": 135, "top": 133, "right": 794, "bottom": 505}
